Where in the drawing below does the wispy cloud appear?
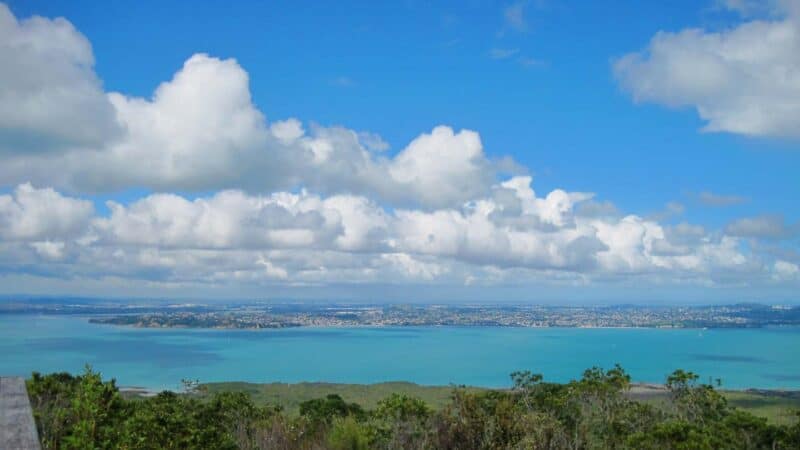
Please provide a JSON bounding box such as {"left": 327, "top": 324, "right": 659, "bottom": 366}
{"left": 330, "top": 76, "right": 356, "bottom": 88}
{"left": 504, "top": 1, "right": 529, "bottom": 32}
{"left": 489, "top": 48, "right": 520, "bottom": 59}
{"left": 712, "top": 0, "right": 778, "bottom": 17}
{"left": 357, "top": 131, "right": 389, "bottom": 152}
{"left": 696, "top": 191, "right": 748, "bottom": 207}
{"left": 726, "top": 215, "right": 799, "bottom": 240}
{"left": 441, "top": 38, "right": 461, "bottom": 48}
{"left": 489, "top": 50, "right": 546, "bottom": 69}
{"left": 517, "top": 56, "right": 546, "bottom": 68}
{"left": 647, "top": 201, "right": 686, "bottom": 221}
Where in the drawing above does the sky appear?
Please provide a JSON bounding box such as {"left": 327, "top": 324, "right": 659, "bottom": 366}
{"left": 0, "top": 0, "right": 798, "bottom": 303}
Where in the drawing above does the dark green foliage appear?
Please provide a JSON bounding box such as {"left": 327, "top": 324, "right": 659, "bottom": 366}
{"left": 369, "top": 393, "right": 432, "bottom": 449}
{"left": 27, "top": 367, "right": 126, "bottom": 450}
{"left": 26, "top": 366, "right": 800, "bottom": 449}
{"left": 27, "top": 367, "right": 276, "bottom": 450}
{"left": 327, "top": 416, "right": 372, "bottom": 450}
{"left": 374, "top": 393, "right": 430, "bottom": 422}
{"left": 299, "top": 394, "right": 365, "bottom": 425}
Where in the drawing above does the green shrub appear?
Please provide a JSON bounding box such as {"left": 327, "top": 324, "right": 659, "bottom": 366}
{"left": 327, "top": 416, "right": 371, "bottom": 450}
{"left": 26, "top": 365, "right": 800, "bottom": 450}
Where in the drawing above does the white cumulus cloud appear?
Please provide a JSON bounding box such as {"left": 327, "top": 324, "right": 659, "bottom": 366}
{"left": 0, "top": 4, "right": 796, "bottom": 295}
{"left": 0, "top": 183, "right": 93, "bottom": 240}
{"left": 614, "top": 3, "right": 800, "bottom": 138}
{"left": 0, "top": 4, "right": 121, "bottom": 153}
{"left": 0, "top": 4, "right": 510, "bottom": 209}
{"left": 0, "top": 179, "right": 789, "bottom": 290}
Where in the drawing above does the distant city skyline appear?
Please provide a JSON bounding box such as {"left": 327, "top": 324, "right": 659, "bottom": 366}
{"left": 0, "top": 0, "right": 798, "bottom": 302}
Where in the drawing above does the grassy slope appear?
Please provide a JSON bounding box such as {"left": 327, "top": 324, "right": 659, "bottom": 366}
{"left": 630, "top": 389, "right": 800, "bottom": 426}
{"left": 202, "top": 381, "right": 485, "bottom": 415}
{"left": 724, "top": 391, "right": 800, "bottom": 426}
{"left": 201, "top": 381, "right": 800, "bottom": 425}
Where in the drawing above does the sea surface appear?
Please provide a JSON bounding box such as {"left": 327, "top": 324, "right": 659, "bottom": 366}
{"left": 1, "top": 314, "right": 799, "bottom": 391}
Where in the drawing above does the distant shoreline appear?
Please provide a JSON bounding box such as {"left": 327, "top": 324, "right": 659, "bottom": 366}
{"left": 82, "top": 302, "right": 800, "bottom": 330}
{"left": 6, "top": 300, "right": 800, "bottom": 330}
{"left": 5, "top": 310, "right": 799, "bottom": 394}
{"left": 88, "top": 320, "right": 779, "bottom": 331}
{"left": 118, "top": 381, "right": 800, "bottom": 397}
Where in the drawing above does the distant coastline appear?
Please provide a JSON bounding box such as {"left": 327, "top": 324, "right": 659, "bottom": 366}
{"left": 3, "top": 298, "right": 799, "bottom": 330}
{"left": 87, "top": 319, "right": 751, "bottom": 330}
{"left": 118, "top": 381, "right": 800, "bottom": 398}
{"left": 80, "top": 301, "right": 800, "bottom": 330}
{"left": 4, "top": 312, "right": 799, "bottom": 391}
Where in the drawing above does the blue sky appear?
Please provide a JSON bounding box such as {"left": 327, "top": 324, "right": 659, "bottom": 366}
{"left": 11, "top": 0, "right": 797, "bottom": 224}
{"left": 0, "top": 0, "right": 798, "bottom": 302}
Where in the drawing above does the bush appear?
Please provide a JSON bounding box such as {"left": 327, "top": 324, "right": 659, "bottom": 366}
{"left": 26, "top": 365, "right": 800, "bottom": 450}
{"left": 327, "top": 416, "right": 372, "bottom": 450}
{"left": 299, "top": 394, "right": 365, "bottom": 425}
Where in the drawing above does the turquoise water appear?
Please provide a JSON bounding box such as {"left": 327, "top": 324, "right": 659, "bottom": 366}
{"left": 1, "top": 314, "right": 799, "bottom": 391}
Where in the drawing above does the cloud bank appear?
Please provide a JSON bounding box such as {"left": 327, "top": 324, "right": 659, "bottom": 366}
{"left": 0, "top": 179, "right": 794, "bottom": 291}
{"left": 0, "top": 4, "right": 797, "bottom": 298}
{"left": 0, "top": 7, "right": 509, "bottom": 209}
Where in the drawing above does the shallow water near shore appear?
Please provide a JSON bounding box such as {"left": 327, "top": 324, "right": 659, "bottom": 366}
{"left": 1, "top": 314, "right": 799, "bottom": 391}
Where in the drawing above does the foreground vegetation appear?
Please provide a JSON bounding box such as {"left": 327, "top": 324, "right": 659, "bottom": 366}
{"left": 28, "top": 366, "right": 800, "bottom": 449}
{"left": 199, "top": 381, "right": 488, "bottom": 415}
{"left": 723, "top": 391, "right": 800, "bottom": 426}
{"left": 201, "top": 380, "right": 800, "bottom": 425}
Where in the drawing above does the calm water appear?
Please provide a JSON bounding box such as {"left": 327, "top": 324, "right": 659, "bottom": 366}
{"left": 1, "top": 314, "right": 799, "bottom": 391}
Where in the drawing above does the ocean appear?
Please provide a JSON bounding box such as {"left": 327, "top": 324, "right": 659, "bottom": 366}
{"left": 1, "top": 314, "right": 798, "bottom": 391}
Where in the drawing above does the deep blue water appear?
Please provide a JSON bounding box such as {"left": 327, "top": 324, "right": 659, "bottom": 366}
{"left": 1, "top": 314, "right": 799, "bottom": 391}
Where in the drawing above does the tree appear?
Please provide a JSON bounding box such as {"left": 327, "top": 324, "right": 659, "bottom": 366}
{"left": 666, "top": 369, "right": 727, "bottom": 424}
{"left": 25, "top": 365, "right": 800, "bottom": 450}
{"left": 299, "top": 394, "right": 365, "bottom": 425}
